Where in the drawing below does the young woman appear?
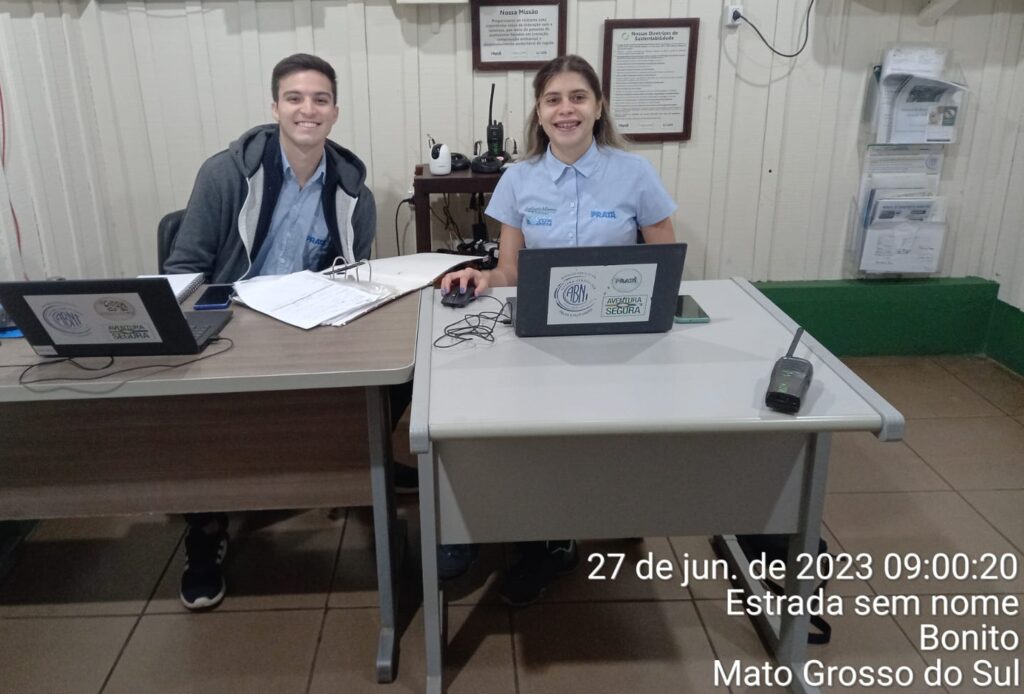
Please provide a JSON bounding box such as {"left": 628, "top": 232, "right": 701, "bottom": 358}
{"left": 439, "top": 54, "right": 678, "bottom": 606}
{"left": 441, "top": 54, "right": 676, "bottom": 297}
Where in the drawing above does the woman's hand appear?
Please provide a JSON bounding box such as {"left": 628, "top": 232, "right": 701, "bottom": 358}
{"left": 440, "top": 267, "right": 489, "bottom": 296}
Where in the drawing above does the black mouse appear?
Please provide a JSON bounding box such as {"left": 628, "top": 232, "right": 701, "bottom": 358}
{"left": 441, "top": 280, "right": 477, "bottom": 308}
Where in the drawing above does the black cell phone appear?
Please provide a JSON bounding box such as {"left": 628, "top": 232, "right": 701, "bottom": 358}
{"left": 194, "top": 284, "right": 234, "bottom": 310}
{"left": 674, "top": 295, "right": 709, "bottom": 323}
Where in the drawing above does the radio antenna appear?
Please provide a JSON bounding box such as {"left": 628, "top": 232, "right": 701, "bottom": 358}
{"left": 488, "top": 83, "right": 495, "bottom": 125}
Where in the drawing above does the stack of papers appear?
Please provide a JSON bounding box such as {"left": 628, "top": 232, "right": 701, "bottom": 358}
{"left": 866, "top": 46, "right": 967, "bottom": 144}
{"left": 233, "top": 253, "right": 478, "bottom": 329}
{"left": 233, "top": 271, "right": 390, "bottom": 329}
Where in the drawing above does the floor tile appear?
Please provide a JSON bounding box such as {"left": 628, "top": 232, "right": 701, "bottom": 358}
{"left": 0, "top": 515, "right": 182, "bottom": 617}
{"left": 853, "top": 361, "right": 1003, "bottom": 419}
{"left": 669, "top": 532, "right": 871, "bottom": 601}
{"left": 895, "top": 596, "right": 1023, "bottom": 693}
{"left": 903, "top": 417, "right": 1024, "bottom": 490}
{"left": 961, "top": 490, "right": 1024, "bottom": 552}
{"left": 309, "top": 605, "right": 516, "bottom": 694}
{"left": 805, "top": 597, "right": 938, "bottom": 693}
{"left": 697, "top": 598, "right": 941, "bottom": 693}
{"left": 827, "top": 431, "right": 950, "bottom": 493}
{"left": 539, "top": 537, "right": 691, "bottom": 603}
{"left": 935, "top": 356, "right": 1024, "bottom": 416}
{"left": 513, "top": 601, "right": 725, "bottom": 693}
{"left": 329, "top": 507, "right": 390, "bottom": 609}
{"left": 0, "top": 615, "right": 135, "bottom": 694}
{"left": 104, "top": 610, "right": 322, "bottom": 694}
{"left": 148, "top": 509, "right": 344, "bottom": 613}
{"left": 825, "top": 492, "right": 1024, "bottom": 595}
{"left": 692, "top": 600, "right": 786, "bottom": 692}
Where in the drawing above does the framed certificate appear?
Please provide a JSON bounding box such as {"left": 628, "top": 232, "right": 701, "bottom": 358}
{"left": 602, "top": 19, "right": 700, "bottom": 141}
{"left": 471, "top": 0, "right": 567, "bottom": 71}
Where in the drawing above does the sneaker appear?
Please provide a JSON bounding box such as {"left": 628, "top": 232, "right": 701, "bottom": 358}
{"left": 437, "top": 543, "right": 479, "bottom": 580}
{"left": 393, "top": 463, "right": 419, "bottom": 495}
{"left": 499, "top": 540, "right": 579, "bottom": 607}
{"left": 180, "top": 526, "right": 228, "bottom": 610}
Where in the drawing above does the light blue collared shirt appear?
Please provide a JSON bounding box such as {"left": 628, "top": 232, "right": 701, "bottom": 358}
{"left": 485, "top": 139, "right": 677, "bottom": 249}
{"left": 251, "top": 145, "right": 330, "bottom": 276}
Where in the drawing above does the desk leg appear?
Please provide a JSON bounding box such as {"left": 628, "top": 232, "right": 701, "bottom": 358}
{"left": 414, "top": 188, "right": 431, "bottom": 253}
{"left": 366, "top": 386, "right": 399, "bottom": 683}
{"left": 778, "top": 432, "right": 830, "bottom": 694}
{"left": 418, "top": 445, "right": 444, "bottom": 694}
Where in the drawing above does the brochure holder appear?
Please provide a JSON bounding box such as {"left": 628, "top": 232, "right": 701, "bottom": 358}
{"left": 850, "top": 45, "right": 967, "bottom": 277}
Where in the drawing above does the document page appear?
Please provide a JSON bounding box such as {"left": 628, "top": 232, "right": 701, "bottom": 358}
{"left": 233, "top": 271, "right": 388, "bottom": 329}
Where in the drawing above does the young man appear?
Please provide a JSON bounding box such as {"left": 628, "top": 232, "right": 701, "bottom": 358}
{"left": 165, "top": 54, "right": 383, "bottom": 610}
{"left": 165, "top": 53, "right": 375, "bottom": 283}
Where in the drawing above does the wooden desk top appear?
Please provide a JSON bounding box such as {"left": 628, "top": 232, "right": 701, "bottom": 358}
{"left": 0, "top": 291, "right": 419, "bottom": 402}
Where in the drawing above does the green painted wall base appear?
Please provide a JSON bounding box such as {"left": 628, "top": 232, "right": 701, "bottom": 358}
{"left": 986, "top": 300, "right": 1024, "bottom": 377}
{"left": 754, "top": 277, "right": 1022, "bottom": 377}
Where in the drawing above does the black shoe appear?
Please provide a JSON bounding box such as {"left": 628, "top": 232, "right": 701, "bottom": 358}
{"left": 180, "top": 525, "right": 228, "bottom": 610}
{"left": 499, "top": 540, "right": 579, "bottom": 607}
{"left": 437, "top": 543, "right": 479, "bottom": 580}
{"left": 393, "top": 463, "right": 419, "bottom": 495}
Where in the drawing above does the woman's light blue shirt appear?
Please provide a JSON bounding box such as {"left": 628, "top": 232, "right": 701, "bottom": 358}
{"left": 485, "top": 139, "right": 677, "bottom": 249}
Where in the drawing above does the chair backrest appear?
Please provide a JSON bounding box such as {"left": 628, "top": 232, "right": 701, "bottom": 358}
{"left": 157, "top": 209, "right": 186, "bottom": 273}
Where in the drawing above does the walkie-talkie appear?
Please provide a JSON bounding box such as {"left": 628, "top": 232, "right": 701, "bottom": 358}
{"left": 765, "top": 327, "right": 813, "bottom": 414}
{"left": 486, "top": 83, "right": 503, "bottom": 156}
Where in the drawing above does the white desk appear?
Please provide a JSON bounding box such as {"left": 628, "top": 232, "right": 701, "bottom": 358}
{"left": 409, "top": 279, "right": 903, "bottom": 694}
{"left": 0, "top": 293, "right": 419, "bottom": 682}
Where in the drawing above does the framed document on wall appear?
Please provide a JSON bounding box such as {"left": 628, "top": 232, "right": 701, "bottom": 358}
{"left": 471, "top": 0, "right": 567, "bottom": 71}
{"left": 602, "top": 19, "right": 699, "bottom": 141}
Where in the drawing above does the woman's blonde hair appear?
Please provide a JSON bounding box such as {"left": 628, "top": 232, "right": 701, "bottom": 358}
{"left": 524, "top": 54, "right": 627, "bottom": 159}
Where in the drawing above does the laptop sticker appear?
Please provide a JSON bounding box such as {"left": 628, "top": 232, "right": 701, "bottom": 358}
{"left": 547, "top": 263, "right": 657, "bottom": 325}
{"left": 25, "top": 293, "right": 163, "bottom": 345}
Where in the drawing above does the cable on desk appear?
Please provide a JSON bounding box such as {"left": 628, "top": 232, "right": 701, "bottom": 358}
{"left": 433, "top": 295, "right": 510, "bottom": 348}
{"left": 17, "top": 337, "right": 235, "bottom": 390}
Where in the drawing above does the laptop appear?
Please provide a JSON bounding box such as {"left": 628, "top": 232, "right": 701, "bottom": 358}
{"left": 509, "top": 243, "right": 687, "bottom": 337}
{"left": 0, "top": 278, "right": 232, "bottom": 357}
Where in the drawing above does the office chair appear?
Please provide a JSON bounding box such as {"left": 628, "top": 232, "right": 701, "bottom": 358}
{"left": 157, "top": 209, "right": 186, "bottom": 273}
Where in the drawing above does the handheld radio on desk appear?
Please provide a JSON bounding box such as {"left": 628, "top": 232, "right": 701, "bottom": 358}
{"left": 472, "top": 84, "right": 505, "bottom": 174}
{"left": 486, "top": 83, "right": 503, "bottom": 156}
{"left": 765, "top": 327, "right": 813, "bottom": 414}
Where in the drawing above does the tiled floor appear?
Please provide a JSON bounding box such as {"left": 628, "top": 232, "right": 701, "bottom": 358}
{"left": 1, "top": 356, "right": 1022, "bottom": 693}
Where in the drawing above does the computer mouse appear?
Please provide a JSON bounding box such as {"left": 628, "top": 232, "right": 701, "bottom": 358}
{"left": 441, "top": 281, "right": 477, "bottom": 308}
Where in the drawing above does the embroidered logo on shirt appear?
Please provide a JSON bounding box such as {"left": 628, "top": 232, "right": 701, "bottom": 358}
{"left": 591, "top": 210, "right": 617, "bottom": 219}
{"left": 306, "top": 235, "right": 328, "bottom": 247}
{"left": 526, "top": 216, "right": 553, "bottom": 226}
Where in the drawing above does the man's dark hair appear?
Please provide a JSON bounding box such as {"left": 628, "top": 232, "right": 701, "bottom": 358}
{"left": 271, "top": 53, "right": 338, "bottom": 104}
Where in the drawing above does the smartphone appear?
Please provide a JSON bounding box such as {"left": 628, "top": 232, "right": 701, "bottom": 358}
{"left": 674, "top": 295, "right": 709, "bottom": 323}
{"left": 194, "top": 284, "right": 234, "bottom": 310}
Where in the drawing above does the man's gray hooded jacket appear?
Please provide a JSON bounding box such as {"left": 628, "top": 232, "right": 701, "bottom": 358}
{"left": 164, "top": 124, "right": 375, "bottom": 282}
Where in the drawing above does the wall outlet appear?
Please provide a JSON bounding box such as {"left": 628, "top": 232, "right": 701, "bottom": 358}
{"left": 724, "top": 5, "right": 743, "bottom": 28}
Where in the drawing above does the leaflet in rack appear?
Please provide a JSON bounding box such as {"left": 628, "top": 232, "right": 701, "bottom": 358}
{"left": 232, "top": 253, "right": 479, "bottom": 329}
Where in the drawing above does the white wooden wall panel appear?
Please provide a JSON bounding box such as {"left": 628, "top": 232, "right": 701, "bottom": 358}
{"left": 0, "top": 0, "right": 1023, "bottom": 310}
